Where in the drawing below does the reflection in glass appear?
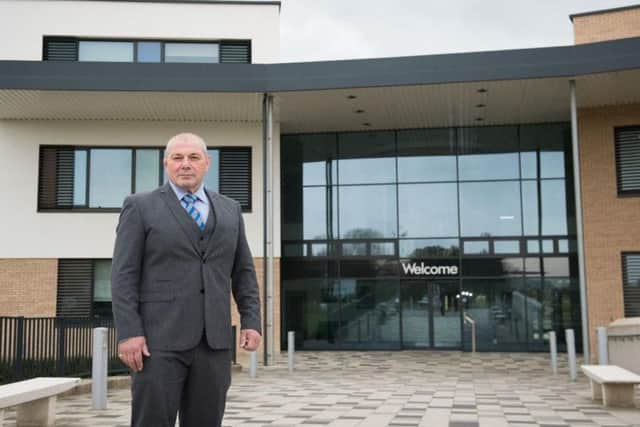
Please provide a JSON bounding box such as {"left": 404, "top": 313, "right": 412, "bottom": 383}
{"left": 204, "top": 149, "right": 219, "bottom": 192}
{"left": 281, "top": 134, "right": 337, "bottom": 187}
{"left": 303, "top": 187, "right": 329, "bottom": 240}
{"left": 371, "top": 242, "right": 395, "bottom": 256}
{"left": 460, "top": 181, "right": 522, "bottom": 237}
{"left": 283, "top": 279, "right": 340, "bottom": 349}
{"left": 464, "top": 241, "right": 489, "bottom": 254}
{"left": 541, "top": 151, "right": 565, "bottom": 178}
{"left": 558, "top": 240, "right": 569, "bottom": 253}
{"left": 79, "top": 41, "right": 133, "bottom": 62}
{"left": 165, "top": 43, "right": 219, "bottom": 63}
{"left": 520, "top": 152, "right": 537, "bottom": 179}
{"left": 73, "top": 150, "right": 87, "bottom": 206}
{"left": 540, "top": 277, "right": 581, "bottom": 349}
{"left": 401, "top": 281, "right": 430, "bottom": 347}
{"left": 432, "top": 281, "right": 462, "bottom": 348}
{"left": 527, "top": 240, "right": 540, "bottom": 254}
{"left": 458, "top": 126, "right": 519, "bottom": 180}
{"left": 399, "top": 239, "right": 460, "bottom": 257}
{"left": 398, "top": 183, "right": 458, "bottom": 238}
{"left": 339, "top": 185, "right": 397, "bottom": 238}
{"left": 342, "top": 243, "right": 366, "bottom": 256}
{"left": 522, "top": 181, "right": 539, "bottom": 235}
{"left": 338, "top": 131, "right": 395, "bottom": 184}
{"left": 397, "top": 128, "right": 457, "bottom": 182}
{"left": 462, "top": 278, "right": 527, "bottom": 349}
{"left": 135, "top": 149, "right": 160, "bottom": 193}
{"left": 311, "top": 244, "right": 328, "bottom": 256}
{"left": 541, "top": 180, "right": 568, "bottom": 235}
{"left": 93, "top": 260, "right": 112, "bottom": 302}
{"left": 283, "top": 243, "right": 306, "bottom": 257}
{"left": 494, "top": 240, "right": 520, "bottom": 254}
{"left": 339, "top": 279, "right": 400, "bottom": 349}
{"left": 542, "top": 257, "right": 570, "bottom": 276}
{"left": 137, "top": 42, "right": 161, "bottom": 63}
{"left": 542, "top": 240, "right": 554, "bottom": 253}
{"left": 89, "top": 149, "right": 132, "bottom": 208}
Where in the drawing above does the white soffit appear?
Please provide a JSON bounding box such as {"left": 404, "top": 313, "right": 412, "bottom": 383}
{"left": 277, "top": 78, "right": 572, "bottom": 134}
{"left": 0, "top": 91, "right": 265, "bottom": 122}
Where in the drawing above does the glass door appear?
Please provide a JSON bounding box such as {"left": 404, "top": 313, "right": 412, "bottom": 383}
{"left": 401, "top": 280, "right": 461, "bottom": 349}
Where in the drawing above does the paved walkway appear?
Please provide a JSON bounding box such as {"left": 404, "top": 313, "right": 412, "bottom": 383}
{"left": 3, "top": 352, "right": 640, "bottom": 426}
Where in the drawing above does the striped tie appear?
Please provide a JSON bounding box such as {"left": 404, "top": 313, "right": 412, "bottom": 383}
{"left": 181, "top": 193, "right": 206, "bottom": 231}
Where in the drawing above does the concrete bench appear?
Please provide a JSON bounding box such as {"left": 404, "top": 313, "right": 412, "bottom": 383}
{"left": 0, "top": 377, "right": 80, "bottom": 426}
{"left": 581, "top": 365, "right": 640, "bottom": 407}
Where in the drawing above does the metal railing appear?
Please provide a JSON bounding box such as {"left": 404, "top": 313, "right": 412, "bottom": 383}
{"left": 1, "top": 317, "right": 237, "bottom": 385}
{"left": 463, "top": 313, "right": 476, "bottom": 353}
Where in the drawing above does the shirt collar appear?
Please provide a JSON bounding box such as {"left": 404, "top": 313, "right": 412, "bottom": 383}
{"left": 168, "top": 180, "right": 208, "bottom": 204}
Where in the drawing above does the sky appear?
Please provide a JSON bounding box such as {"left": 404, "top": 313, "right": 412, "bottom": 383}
{"left": 278, "top": 0, "right": 640, "bottom": 63}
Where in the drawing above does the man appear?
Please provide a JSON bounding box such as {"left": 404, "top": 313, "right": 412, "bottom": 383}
{"left": 111, "top": 132, "right": 261, "bottom": 427}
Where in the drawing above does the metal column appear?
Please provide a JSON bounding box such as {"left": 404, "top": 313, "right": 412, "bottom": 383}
{"left": 262, "top": 93, "right": 275, "bottom": 366}
{"left": 570, "top": 79, "right": 590, "bottom": 364}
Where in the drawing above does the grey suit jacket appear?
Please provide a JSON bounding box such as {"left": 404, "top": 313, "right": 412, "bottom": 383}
{"left": 111, "top": 183, "right": 261, "bottom": 351}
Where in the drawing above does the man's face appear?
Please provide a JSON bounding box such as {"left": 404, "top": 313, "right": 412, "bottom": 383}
{"left": 164, "top": 138, "right": 211, "bottom": 193}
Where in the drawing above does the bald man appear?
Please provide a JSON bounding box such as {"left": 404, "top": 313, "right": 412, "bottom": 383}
{"left": 111, "top": 133, "right": 261, "bottom": 427}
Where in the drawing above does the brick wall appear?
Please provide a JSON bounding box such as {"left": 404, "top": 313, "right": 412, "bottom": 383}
{"left": 0, "top": 259, "right": 57, "bottom": 316}
{"left": 573, "top": 6, "right": 640, "bottom": 44}
{"left": 578, "top": 104, "right": 640, "bottom": 356}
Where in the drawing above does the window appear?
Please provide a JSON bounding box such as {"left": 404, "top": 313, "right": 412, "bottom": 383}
{"left": 622, "top": 253, "right": 640, "bottom": 317}
{"left": 615, "top": 126, "right": 640, "bottom": 195}
{"left": 39, "top": 146, "right": 252, "bottom": 211}
{"left": 57, "top": 259, "right": 113, "bottom": 318}
{"left": 44, "top": 37, "right": 251, "bottom": 64}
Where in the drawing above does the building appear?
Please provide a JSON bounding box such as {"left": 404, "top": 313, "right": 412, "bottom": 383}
{"left": 0, "top": 0, "right": 639, "bottom": 363}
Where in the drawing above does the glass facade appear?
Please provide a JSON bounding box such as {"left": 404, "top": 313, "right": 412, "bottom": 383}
{"left": 281, "top": 123, "right": 581, "bottom": 352}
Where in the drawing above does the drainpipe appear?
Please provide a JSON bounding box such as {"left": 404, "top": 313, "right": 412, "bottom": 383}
{"left": 262, "top": 93, "right": 275, "bottom": 366}
{"left": 570, "top": 79, "right": 590, "bottom": 364}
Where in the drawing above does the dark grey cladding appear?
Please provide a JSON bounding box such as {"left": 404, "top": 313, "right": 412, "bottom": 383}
{"left": 2, "top": 36, "right": 640, "bottom": 92}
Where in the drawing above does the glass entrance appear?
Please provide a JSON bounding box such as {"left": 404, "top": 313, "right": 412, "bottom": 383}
{"left": 401, "top": 280, "right": 461, "bottom": 349}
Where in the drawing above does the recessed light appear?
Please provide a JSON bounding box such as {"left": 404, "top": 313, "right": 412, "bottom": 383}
{"left": 477, "top": 88, "right": 487, "bottom": 93}
{"left": 347, "top": 95, "right": 357, "bottom": 99}
{"left": 355, "top": 109, "right": 365, "bottom": 114}
{"left": 475, "top": 118, "right": 484, "bottom": 122}
{"left": 362, "top": 122, "right": 371, "bottom": 127}
{"left": 476, "top": 104, "right": 486, "bottom": 108}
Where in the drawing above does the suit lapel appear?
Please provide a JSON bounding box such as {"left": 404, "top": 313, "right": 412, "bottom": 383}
{"left": 159, "top": 183, "right": 200, "bottom": 255}
{"left": 204, "top": 189, "right": 221, "bottom": 256}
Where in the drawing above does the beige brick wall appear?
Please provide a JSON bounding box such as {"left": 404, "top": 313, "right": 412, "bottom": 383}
{"left": 232, "top": 257, "right": 281, "bottom": 367}
{"left": 0, "top": 259, "right": 57, "bottom": 316}
{"left": 578, "top": 104, "right": 640, "bottom": 356}
{"left": 573, "top": 6, "right": 640, "bottom": 44}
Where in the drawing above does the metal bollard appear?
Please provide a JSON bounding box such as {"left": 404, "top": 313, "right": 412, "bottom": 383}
{"left": 92, "top": 327, "right": 108, "bottom": 410}
{"left": 287, "top": 331, "right": 295, "bottom": 372}
{"left": 565, "top": 329, "right": 577, "bottom": 381}
{"left": 597, "top": 326, "right": 608, "bottom": 365}
{"left": 549, "top": 331, "right": 558, "bottom": 375}
{"left": 249, "top": 351, "right": 257, "bottom": 378}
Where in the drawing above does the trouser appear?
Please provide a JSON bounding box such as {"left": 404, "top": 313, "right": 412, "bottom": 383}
{"left": 130, "top": 339, "right": 231, "bottom": 427}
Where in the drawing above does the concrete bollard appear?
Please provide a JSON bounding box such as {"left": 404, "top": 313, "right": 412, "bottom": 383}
{"left": 287, "top": 331, "right": 295, "bottom": 373}
{"left": 565, "top": 329, "right": 577, "bottom": 381}
{"left": 249, "top": 351, "right": 257, "bottom": 378}
{"left": 92, "top": 327, "right": 108, "bottom": 410}
{"left": 597, "top": 326, "right": 608, "bottom": 365}
{"left": 549, "top": 331, "right": 558, "bottom": 375}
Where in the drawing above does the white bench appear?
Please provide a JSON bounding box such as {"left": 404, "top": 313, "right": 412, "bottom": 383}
{"left": 0, "top": 377, "right": 80, "bottom": 426}
{"left": 581, "top": 365, "right": 640, "bottom": 408}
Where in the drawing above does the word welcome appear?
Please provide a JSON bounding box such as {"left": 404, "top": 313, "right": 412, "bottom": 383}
{"left": 401, "top": 262, "right": 459, "bottom": 276}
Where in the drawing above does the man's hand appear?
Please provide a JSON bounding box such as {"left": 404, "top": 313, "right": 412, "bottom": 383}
{"left": 239, "top": 329, "right": 261, "bottom": 351}
{"left": 118, "top": 336, "right": 150, "bottom": 372}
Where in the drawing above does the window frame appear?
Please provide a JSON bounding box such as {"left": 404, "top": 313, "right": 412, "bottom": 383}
{"left": 614, "top": 125, "right": 640, "bottom": 197}
{"left": 38, "top": 145, "right": 252, "bottom": 213}
{"left": 622, "top": 251, "right": 640, "bottom": 318}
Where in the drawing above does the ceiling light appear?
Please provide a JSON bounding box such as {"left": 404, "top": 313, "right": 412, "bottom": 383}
{"left": 362, "top": 122, "right": 371, "bottom": 127}
{"left": 475, "top": 118, "right": 484, "bottom": 122}
{"left": 477, "top": 88, "right": 487, "bottom": 93}
{"left": 476, "top": 104, "right": 486, "bottom": 108}
{"left": 347, "top": 95, "right": 357, "bottom": 99}
{"left": 355, "top": 109, "right": 365, "bottom": 114}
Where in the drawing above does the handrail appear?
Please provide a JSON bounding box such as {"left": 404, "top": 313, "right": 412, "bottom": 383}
{"left": 463, "top": 313, "right": 476, "bottom": 353}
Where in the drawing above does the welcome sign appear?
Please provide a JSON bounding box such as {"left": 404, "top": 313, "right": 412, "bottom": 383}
{"left": 401, "top": 262, "right": 459, "bottom": 276}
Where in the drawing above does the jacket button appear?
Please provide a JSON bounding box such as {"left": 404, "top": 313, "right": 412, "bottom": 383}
{"left": 200, "top": 289, "right": 204, "bottom": 294}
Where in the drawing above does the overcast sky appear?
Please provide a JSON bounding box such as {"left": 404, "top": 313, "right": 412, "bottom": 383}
{"left": 278, "top": 0, "right": 640, "bottom": 63}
